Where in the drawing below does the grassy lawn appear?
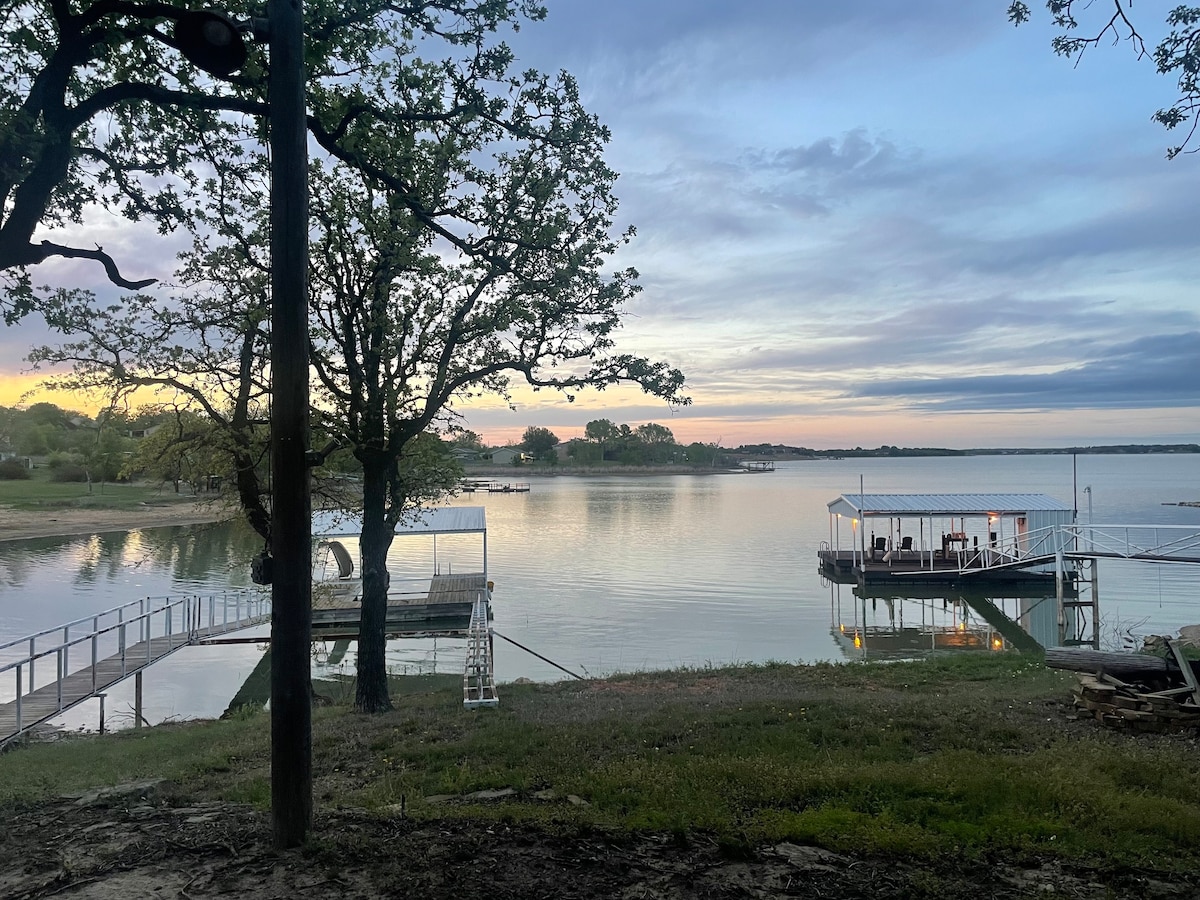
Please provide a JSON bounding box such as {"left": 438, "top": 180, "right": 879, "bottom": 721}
{"left": 0, "top": 466, "right": 190, "bottom": 509}
{"left": 3, "top": 655, "right": 1198, "bottom": 871}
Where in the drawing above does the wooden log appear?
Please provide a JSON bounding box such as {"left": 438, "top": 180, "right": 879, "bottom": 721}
{"left": 1046, "top": 648, "right": 1172, "bottom": 678}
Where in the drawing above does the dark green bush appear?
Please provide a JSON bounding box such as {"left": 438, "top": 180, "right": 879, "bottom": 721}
{"left": 0, "top": 459, "right": 30, "bottom": 480}
{"left": 49, "top": 464, "right": 89, "bottom": 483}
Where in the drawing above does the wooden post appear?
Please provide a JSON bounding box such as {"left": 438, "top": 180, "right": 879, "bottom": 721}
{"left": 98, "top": 693, "right": 106, "bottom": 735}
{"left": 268, "top": 0, "right": 313, "bottom": 850}
{"left": 135, "top": 671, "right": 143, "bottom": 728}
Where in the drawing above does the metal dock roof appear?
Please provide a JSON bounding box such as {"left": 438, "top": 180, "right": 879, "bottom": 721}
{"left": 827, "top": 493, "right": 1070, "bottom": 518}
{"left": 313, "top": 505, "right": 486, "bottom": 538}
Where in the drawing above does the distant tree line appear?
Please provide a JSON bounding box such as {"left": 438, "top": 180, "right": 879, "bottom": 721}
{"left": 498, "top": 419, "right": 733, "bottom": 467}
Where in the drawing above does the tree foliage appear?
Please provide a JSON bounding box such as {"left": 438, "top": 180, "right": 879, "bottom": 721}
{"left": 521, "top": 426, "right": 559, "bottom": 457}
{"left": 1009, "top": 1, "right": 1200, "bottom": 157}
{"left": 25, "top": 0, "right": 689, "bottom": 714}
{"left": 0, "top": 0, "right": 549, "bottom": 319}
{"left": 123, "top": 408, "right": 231, "bottom": 493}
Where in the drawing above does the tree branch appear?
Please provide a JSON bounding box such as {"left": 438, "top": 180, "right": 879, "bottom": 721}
{"left": 34, "top": 241, "right": 157, "bottom": 289}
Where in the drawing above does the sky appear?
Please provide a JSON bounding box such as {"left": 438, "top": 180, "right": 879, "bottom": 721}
{"left": 3, "top": 1, "right": 1198, "bottom": 450}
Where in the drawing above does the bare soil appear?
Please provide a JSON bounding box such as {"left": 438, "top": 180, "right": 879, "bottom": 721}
{"left": 1, "top": 781, "right": 1196, "bottom": 899}
{"left": 0, "top": 502, "right": 227, "bottom": 543}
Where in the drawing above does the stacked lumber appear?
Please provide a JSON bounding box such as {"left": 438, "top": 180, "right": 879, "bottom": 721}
{"left": 1072, "top": 672, "right": 1200, "bottom": 733}
{"left": 1064, "top": 638, "right": 1200, "bottom": 733}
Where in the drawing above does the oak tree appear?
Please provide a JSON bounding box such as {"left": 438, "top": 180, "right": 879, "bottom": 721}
{"left": 29, "top": 2, "right": 689, "bottom": 715}
{"left": 1009, "top": 1, "right": 1200, "bottom": 157}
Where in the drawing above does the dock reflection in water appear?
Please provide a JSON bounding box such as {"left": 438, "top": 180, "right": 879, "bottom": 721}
{"left": 829, "top": 580, "right": 1073, "bottom": 661}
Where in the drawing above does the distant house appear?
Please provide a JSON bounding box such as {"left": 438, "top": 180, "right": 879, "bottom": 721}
{"left": 125, "top": 423, "right": 163, "bottom": 439}
{"left": 557, "top": 438, "right": 585, "bottom": 458}
{"left": 488, "top": 447, "right": 527, "bottom": 466}
{"left": 450, "top": 447, "right": 482, "bottom": 462}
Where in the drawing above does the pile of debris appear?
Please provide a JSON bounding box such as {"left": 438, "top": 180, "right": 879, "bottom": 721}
{"left": 1048, "top": 634, "right": 1200, "bottom": 734}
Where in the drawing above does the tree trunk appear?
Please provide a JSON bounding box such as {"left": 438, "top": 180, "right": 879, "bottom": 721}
{"left": 355, "top": 460, "right": 394, "bottom": 713}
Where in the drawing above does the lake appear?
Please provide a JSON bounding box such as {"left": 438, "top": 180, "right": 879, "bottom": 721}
{"left": 2, "top": 453, "right": 1198, "bottom": 731}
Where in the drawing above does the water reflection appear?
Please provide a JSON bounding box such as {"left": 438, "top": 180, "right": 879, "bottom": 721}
{"left": 0, "top": 454, "right": 1197, "bottom": 731}
{"left": 828, "top": 579, "right": 1081, "bottom": 661}
{"left": 0, "top": 520, "right": 261, "bottom": 644}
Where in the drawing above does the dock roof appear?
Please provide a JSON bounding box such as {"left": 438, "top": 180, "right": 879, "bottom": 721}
{"left": 313, "top": 505, "right": 486, "bottom": 538}
{"left": 827, "top": 493, "right": 1070, "bottom": 518}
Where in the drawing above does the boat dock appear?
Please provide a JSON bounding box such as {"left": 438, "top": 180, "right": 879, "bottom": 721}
{"left": 819, "top": 493, "right": 1076, "bottom": 586}
{"left": 460, "top": 481, "right": 529, "bottom": 493}
{"left": 303, "top": 573, "right": 489, "bottom": 639}
{"left": 1, "top": 507, "right": 501, "bottom": 746}
{"left": 739, "top": 461, "right": 775, "bottom": 472}
{"left": 310, "top": 506, "right": 498, "bottom": 708}
{"left": 819, "top": 491, "right": 1200, "bottom": 649}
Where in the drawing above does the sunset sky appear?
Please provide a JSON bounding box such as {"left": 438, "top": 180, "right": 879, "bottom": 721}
{"left": 3, "top": 2, "right": 1198, "bottom": 450}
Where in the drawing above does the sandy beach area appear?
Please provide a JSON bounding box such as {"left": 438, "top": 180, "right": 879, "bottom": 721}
{"left": 0, "top": 501, "right": 231, "bottom": 543}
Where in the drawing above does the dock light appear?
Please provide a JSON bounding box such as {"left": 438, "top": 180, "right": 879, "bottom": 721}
{"left": 175, "top": 10, "right": 249, "bottom": 76}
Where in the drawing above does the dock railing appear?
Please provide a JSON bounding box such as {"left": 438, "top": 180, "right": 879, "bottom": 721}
{"left": 953, "top": 523, "right": 1200, "bottom": 573}
{"left": 0, "top": 591, "right": 269, "bottom": 740}
{"left": 1063, "top": 524, "right": 1200, "bottom": 562}
{"left": 462, "top": 585, "right": 498, "bottom": 709}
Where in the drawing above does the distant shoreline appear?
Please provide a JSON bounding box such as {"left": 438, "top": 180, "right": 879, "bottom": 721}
{"left": 460, "top": 465, "right": 742, "bottom": 477}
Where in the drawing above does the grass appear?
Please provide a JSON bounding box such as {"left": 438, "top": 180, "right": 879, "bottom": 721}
{"left": 4, "top": 654, "right": 1199, "bottom": 870}
{"left": 0, "top": 466, "right": 194, "bottom": 510}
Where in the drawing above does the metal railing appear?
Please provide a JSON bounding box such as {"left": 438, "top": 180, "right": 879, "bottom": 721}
{"left": 1, "top": 590, "right": 269, "bottom": 739}
{"left": 462, "top": 588, "right": 498, "bottom": 709}
{"left": 951, "top": 523, "right": 1200, "bottom": 573}
{"left": 1063, "top": 524, "right": 1200, "bottom": 561}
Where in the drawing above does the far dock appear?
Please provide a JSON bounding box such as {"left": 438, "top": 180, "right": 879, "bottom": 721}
{"left": 739, "top": 460, "right": 775, "bottom": 472}
{"left": 460, "top": 481, "right": 529, "bottom": 493}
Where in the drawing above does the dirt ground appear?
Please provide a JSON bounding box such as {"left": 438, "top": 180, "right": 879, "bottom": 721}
{"left": 0, "top": 503, "right": 227, "bottom": 543}
{"left": 1, "top": 780, "right": 1196, "bottom": 900}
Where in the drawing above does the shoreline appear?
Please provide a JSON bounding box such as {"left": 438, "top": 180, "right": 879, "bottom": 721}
{"left": 0, "top": 502, "right": 232, "bottom": 543}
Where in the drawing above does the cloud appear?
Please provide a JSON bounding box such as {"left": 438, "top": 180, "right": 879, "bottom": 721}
{"left": 851, "top": 331, "right": 1200, "bottom": 411}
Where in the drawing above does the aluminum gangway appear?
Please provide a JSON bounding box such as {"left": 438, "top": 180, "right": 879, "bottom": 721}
{"left": 946, "top": 523, "right": 1200, "bottom": 649}
{"left": 463, "top": 587, "right": 498, "bottom": 709}
{"left": 941, "top": 523, "right": 1200, "bottom": 575}
{"left": 0, "top": 591, "right": 270, "bottom": 746}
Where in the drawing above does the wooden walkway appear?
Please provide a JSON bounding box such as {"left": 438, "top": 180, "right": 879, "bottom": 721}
{"left": 0, "top": 616, "right": 269, "bottom": 745}
{"left": 305, "top": 574, "right": 488, "bottom": 639}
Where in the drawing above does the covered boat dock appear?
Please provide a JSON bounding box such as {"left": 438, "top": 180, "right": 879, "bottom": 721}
{"left": 819, "top": 492, "right": 1076, "bottom": 586}
{"left": 310, "top": 506, "right": 498, "bottom": 708}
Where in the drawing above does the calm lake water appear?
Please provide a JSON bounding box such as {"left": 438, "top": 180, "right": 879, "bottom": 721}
{"left": 2, "top": 454, "right": 1198, "bottom": 731}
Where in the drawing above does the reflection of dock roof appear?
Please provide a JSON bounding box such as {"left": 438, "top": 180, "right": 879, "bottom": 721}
{"left": 827, "top": 493, "right": 1069, "bottom": 518}
{"left": 312, "top": 506, "right": 486, "bottom": 538}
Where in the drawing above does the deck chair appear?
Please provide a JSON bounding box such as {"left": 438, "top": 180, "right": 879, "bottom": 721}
{"left": 899, "top": 536, "right": 913, "bottom": 557}
{"left": 872, "top": 536, "right": 887, "bottom": 561}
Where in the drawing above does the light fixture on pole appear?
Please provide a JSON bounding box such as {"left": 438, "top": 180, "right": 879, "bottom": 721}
{"left": 174, "top": 10, "right": 249, "bottom": 76}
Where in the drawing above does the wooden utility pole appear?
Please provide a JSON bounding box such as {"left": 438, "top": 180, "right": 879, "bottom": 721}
{"left": 268, "top": 0, "right": 313, "bottom": 849}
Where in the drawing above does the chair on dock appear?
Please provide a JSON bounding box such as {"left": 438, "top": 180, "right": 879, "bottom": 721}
{"left": 872, "top": 536, "right": 888, "bottom": 561}
{"left": 898, "top": 536, "right": 913, "bottom": 557}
